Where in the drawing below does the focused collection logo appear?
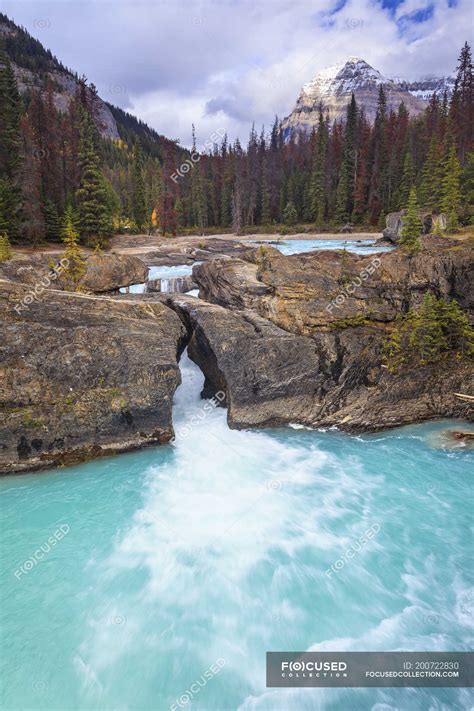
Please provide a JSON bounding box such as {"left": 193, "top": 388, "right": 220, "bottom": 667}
{"left": 281, "top": 660, "right": 348, "bottom": 677}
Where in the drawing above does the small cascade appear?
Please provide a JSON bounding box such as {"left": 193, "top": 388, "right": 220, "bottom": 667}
{"left": 147, "top": 275, "right": 197, "bottom": 294}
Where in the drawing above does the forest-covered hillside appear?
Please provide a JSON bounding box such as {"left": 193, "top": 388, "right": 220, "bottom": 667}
{"left": 0, "top": 11, "right": 472, "bottom": 245}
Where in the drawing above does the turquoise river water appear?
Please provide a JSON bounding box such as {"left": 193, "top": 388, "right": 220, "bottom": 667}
{"left": 0, "top": 353, "right": 472, "bottom": 711}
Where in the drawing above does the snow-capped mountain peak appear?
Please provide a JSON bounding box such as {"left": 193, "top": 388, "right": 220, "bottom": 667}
{"left": 282, "top": 56, "right": 453, "bottom": 136}
{"left": 301, "top": 57, "right": 390, "bottom": 102}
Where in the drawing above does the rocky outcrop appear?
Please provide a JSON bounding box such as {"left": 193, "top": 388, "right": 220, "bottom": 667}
{"left": 127, "top": 237, "right": 250, "bottom": 268}
{"left": 383, "top": 211, "right": 447, "bottom": 244}
{"left": 0, "top": 281, "right": 186, "bottom": 474}
{"left": 186, "top": 238, "right": 473, "bottom": 431}
{"left": 165, "top": 294, "right": 323, "bottom": 428}
{"left": 194, "top": 236, "right": 473, "bottom": 330}
{"left": 1, "top": 235, "right": 472, "bottom": 472}
{"left": 382, "top": 211, "right": 405, "bottom": 244}
{"left": 77, "top": 253, "right": 148, "bottom": 293}
{"left": 0, "top": 252, "right": 148, "bottom": 294}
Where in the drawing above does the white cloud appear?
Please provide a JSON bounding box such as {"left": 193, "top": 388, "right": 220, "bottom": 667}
{"left": 3, "top": 0, "right": 471, "bottom": 146}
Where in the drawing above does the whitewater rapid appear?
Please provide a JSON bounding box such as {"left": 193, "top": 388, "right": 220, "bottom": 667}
{"left": 0, "top": 351, "right": 472, "bottom": 710}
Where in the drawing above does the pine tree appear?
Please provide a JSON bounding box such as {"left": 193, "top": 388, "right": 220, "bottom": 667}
{"left": 42, "top": 199, "right": 62, "bottom": 241}
{"left": 367, "top": 86, "right": 389, "bottom": 223}
{"left": 0, "top": 232, "right": 12, "bottom": 261}
{"left": 335, "top": 94, "right": 358, "bottom": 223}
{"left": 131, "top": 143, "right": 147, "bottom": 229}
{"left": 419, "top": 136, "right": 446, "bottom": 211}
{"left": 282, "top": 200, "right": 297, "bottom": 225}
{"left": 449, "top": 42, "right": 473, "bottom": 164}
{"left": 352, "top": 114, "right": 370, "bottom": 223}
{"left": 231, "top": 177, "right": 243, "bottom": 234}
{"left": 461, "top": 151, "right": 474, "bottom": 223}
{"left": 310, "top": 110, "right": 327, "bottom": 225}
{"left": 260, "top": 161, "right": 271, "bottom": 224}
{"left": 384, "top": 294, "right": 473, "bottom": 370}
{"left": 60, "top": 204, "right": 86, "bottom": 289}
{"left": 0, "top": 48, "right": 21, "bottom": 240}
{"left": 189, "top": 125, "right": 207, "bottom": 233}
{"left": 19, "top": 114, "right": 45, "bottom": 245}
{"left": 397, "top": 151, "right": 414, "bottom": 209}
{"left": 441, "top": 143, "right": 462, "bottom": 231}
{"left": 174, "top": 196, "right": 185, "bottom": 230}
{"left": 400, "top": 186, "right": 422, "bottom": 253}
{"left": 75, "top": 109, "right": 112, "bottom": 246}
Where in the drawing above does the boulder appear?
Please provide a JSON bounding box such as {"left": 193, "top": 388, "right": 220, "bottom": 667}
{"left": 77, "top": 252, "right": 148, "bottom": 292}
{"left": 384, "top": 210, "right": 448, "bottom": 243}
{"left": 340, "top": 222, "right": 353, "bottom": 233}
{"left": 382, "top": 210, "right": 405, "bottom": 243}
{"left": 423, "top": 213, "right": 447, "bottom": 234}
{"left": 0, "top": 281, "right": 186, "bottom": 473}
{"left": 0, "top": 254, "right": 66, "bottom": 287}
{"left": 0, "top": 252, "right": 149, "bottom": 294}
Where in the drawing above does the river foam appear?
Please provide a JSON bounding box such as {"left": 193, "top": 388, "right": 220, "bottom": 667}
{"left": 0, "top": 352, "right": 472, "bottom": 710}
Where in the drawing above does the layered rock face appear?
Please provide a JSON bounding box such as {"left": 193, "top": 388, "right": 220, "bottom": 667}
{"left": 77, "top": 253, "right": 148, "bottom": 293}
{"left": 281, "top": 57, "right": 428, "bottom": 134}
{"left": 0, "top": 282, "right": 186, "bottom": 473}
{"left": 185, "top": 238, "right": 473, "bottom": 431}
{"left": 0, "top": 252, "right": 148, "bottom": 294}
{"left": 1, "top": 236, "right": 472, "bottom": 473}
{"left": 166, "top": 294, "right": 323, "bottom": 427}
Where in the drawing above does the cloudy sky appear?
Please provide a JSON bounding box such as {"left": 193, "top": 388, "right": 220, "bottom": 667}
{"left": 3, "top": 0, "right": 472, "bottom": 146}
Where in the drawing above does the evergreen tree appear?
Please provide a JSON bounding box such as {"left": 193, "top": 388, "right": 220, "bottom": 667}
{"left": 367, "top": 86, "right": 388, "bottom": 223}
{"left": 400, "top": 186, "right": 422, "bottom": 253}
{"left": 397, "top": 151, "right": 414, "bottom": 209}
{"left": 190, "top": 126, "right": 207, "bottom": 232}
{"left": 282, "top": 200, "right": 297, "bottom": 225}
{"left": 384, "top": 294, "right": 473, "bottom": 370}
{"left": 0, "top": 232, "right": 12, "bottom": 261}
{"left": 335, "top": 93, "right": 358, "bottom": 222}
{"left": 75, "top": 109, "right": 112, "bottom": 246}
{"left": 310, "top": 110, "right": 327, "bottom": 225}
{"left": 131, "top": 143, "right": 147, "bottom": 229}
{"left": 231, "top": 177, "right": 243, "bottom": 234}
{"left": 460, "top": 151, "right": 474, "bottom": 223}
{"left": 174, "top": 196, "right": 185, "bottom": 230}
{"left": 449, "top": 42, "right": 473, "bottom": 164}
{"left": 60, "top": 204, "right": 86, "bottom": 289}
{"left": 0, "top": 48, "right": 21, "bottom": 240}
{"left": 42, "top": 199, "right": 62, "bottom": 241}
{"left": 441, "top": 143, "right": 462, "bottom": 231}
{"left": 419, "top": 136, "right": 445, "bottom": 211}
{"left": 19, "top": 114, "right": 45, "bottom": 245}
{"left": 260, "top": 161, "right": 271, "bottom": 224}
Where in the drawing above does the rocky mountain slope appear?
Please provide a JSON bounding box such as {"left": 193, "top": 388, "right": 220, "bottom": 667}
{"left": 281, "top": 56, "right": 454, "bottom": 134}
{"left": 0, "top": 12, "right": 178, "bottom": 151}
